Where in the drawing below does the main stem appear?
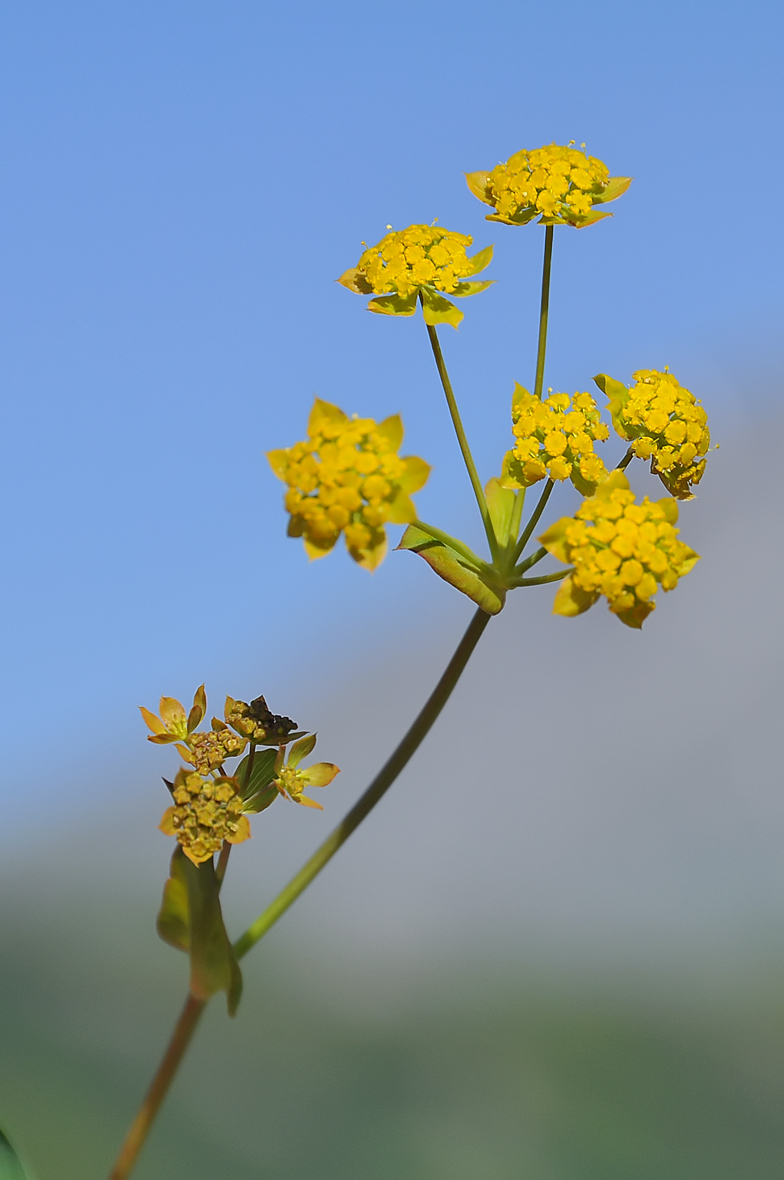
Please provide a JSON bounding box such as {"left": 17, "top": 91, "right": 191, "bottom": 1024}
{"left": 108, "top": 607, "right": 491, "bottom": 1179}
{"left": 107, "top": 994, "right": 206, "bottom": 1180}
{"left": 422, "top": 312, "right": 499, "bottom": 562}
{"left": 533, "top": 226, "right": 554, "bottom": 400}
{"left": 234, "top": 606, "right": 491, "bottom": 958}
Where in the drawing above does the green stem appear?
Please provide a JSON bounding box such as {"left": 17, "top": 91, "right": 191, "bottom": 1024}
{"left": 421, "top": 306, "right": 498, "bottom": 561}
{"left": 215, "top": 841, "right": 232, "bottom": 888}
{"left": 515, "top": 545, "right": 548, "bottom": 576}
{"left": 234, "top": 606, "right": 491, "bottom": 960}
{"left": 107, "top": 994, "right": 207, "bottom": 1180}
{"left": 512, "top": 568, "right": 570, "bottom": 588}
{"left": 616, "top": 446, "right": 634, "bottom": 471}
{"left": 533, "top": 226, "right": 554, "bottom": 400}
{"left": 513, "top": 480, "right": 553, "bottom": 562}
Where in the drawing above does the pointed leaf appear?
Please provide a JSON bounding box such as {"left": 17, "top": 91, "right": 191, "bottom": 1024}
{"left": 289, "top": 733, "right": 317, "bottom": 768}
{"left": 157, "top": 846, "right": 191, "bottom": 953}
{"left": 485, "top": 478, "right": 518, "bottom": 547}
{"left": 267, "top": 448, "right": 290, "bottom": 479}
{"left": 593, "top": 176, "right": 633, "bottom": 205}
{"left": 187, "top": 684, "right": 207, "bottom": 733}
{"left": 139, "top": 705, "right": 166, "bottom": 735}
{"left": 308, "top": 397, "right": 348, "bottom": 435}
{"left": 421, "top": 288, "right": 463, "bottom": 329}
{"left": 538, "top": 517, "right": 571, "bottom": 564}
{"left": 593, "top": 373, "right": 630, "bottom": 430}
{"left": 450, "top": 279, "right": 494, "bottom": 297}
{"left": 464, "top": 170, "right": 492, "bottom": 203}
{"left": 463, "top": 243, "right": 494, "bottom": 276}
{"left": 183, "top": 856, "right": 243, "bottom": 1016}
{"left": 337, "top": 266, "right": 374, "bottom": 293}
{"left": 384, "top": 489, "right": 417, "bottom": 525}
{"left": 397, "top": 525, "right": 505, "bottom": 615}
{"left": 574, "top": 209, "right": 612, "bottom": 227}
{"left": 0, "top": 1127, "right": 31, "bottom": 1180}
{"left": 243, "top": 782, "right": 280, "bottom": 813}
{"left": 616, "top": 601, "right": 654, "bottom": 629}
{"left": 367, "top": 292, "right": 417, "bottom": 317}
{"left": 236, "top": 747, "right": 278, "bottom": 800}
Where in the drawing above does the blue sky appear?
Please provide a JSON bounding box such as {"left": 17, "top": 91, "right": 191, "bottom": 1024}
{"left": 0, "top": 0, "right": 782, "bottom": 820}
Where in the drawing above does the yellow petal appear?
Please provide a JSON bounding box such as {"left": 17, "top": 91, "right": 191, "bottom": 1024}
{"left": 295, "top": 795, "right": 324, "bottom": 811}
{"left": 188, "top": 684, "right": 207, "bottom": 732}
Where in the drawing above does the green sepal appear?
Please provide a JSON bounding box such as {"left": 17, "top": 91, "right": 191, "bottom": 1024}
{"left": 236, "top": 747, "right": 278, "bottom": 801}
{"left": 376, "top": 413, "right": 404, "bottom": 451}
{"left": 0, "top": 1126, "right": 31, "bottom": 1179}
{"left": 463, "top": 244, "right": 494, "bottom": 276}
{"left": 552, "top": 575, "right": 599, "bottom": 618}
{"left": 184, "top": 855, "right": 243, "bottom": 1016}
{"left": 397, "top": 525, "right": 505, "bottom": 615}
{"left": 337, "top": 266, "right": 374, "bottom": 294}
{"left": 485, "top": 478, "right": 518, "bottom": 547}
{"left": 593, "top": 176, "right": 633, "bottom": 205}
{"left": 485, "top": 209, "right": 538, "bottom": 226}
{"left": 157, "top": 846, "right": 191, "bottom": 954}
{"left": 593, "top": 373, "right": 630, "bottom": 434}
{"left": 289, "top": 733, "right": 317, "bottom": 768}
{"left": 451, "top": 279, "right": 494, "bottom": 297}
{"left": 464, "top": 170, "right": 492, "bottom": 204}
{"left": 574, "top": 209, "right": 613, "bottom": 228}
{"left": 421, "top": 288, "right": 463, "bottom": 329}
{"left": 616, "top": 601, "right": 655, "bottom": 629}
{"left": 569, "top": 467, "right": 600, "bottom": 498}
{"left": 367, "top": 292, "right": 417, "bottom": 317}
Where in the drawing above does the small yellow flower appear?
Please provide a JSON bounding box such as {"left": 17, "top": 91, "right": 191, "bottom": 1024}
{"left": 140, "top": 685, "right": 206, "bottom": 746}
{"left": 539, "top": 470, "right": 699, "bottom": 628}
{"left": 466, "top": 143, "right": 631, "bottom": 228}
{"left": 595, "top": 369, "right": 710, "bottom": 499}
{"left": 159, "top": 769, "right": 251, "bottom": 865}
{"left": 500, "top": 385, "right": 610, "bottom": 495}
{"left": 274, "top": 734, "right": 339, "bottom": 811}
{"left": 268, "top": 398, "right": 431, "bottom": 570}
{"left": 338, "top": 224, "right": 493, "bottom": 328}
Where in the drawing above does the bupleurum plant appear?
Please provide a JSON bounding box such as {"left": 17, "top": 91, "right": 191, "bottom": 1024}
{"left": 15, "top": 140, "right": 707, "bottom": 1180}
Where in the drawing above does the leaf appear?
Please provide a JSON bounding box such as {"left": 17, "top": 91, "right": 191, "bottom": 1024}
{"left": 616, "top": 601, "right": 654, "bottom": 629}
{"left": 485, "top": 209, "right": 538, "bottom": 226}
{"left": 421, "top": 288, "right": 463, "bottom": 329}
{"left": 367, "top": 292, "right": 418, "bottom": 317}
{"left": 397, "top": 525, "right": 505, "bottom": 615}
{"left": 187, "top": 684, "right": 206, "bottom": 732}
{"left": 139, "top": 705, "right": 166, "bottom": 735}
{"left": 183, "top": 856, "right": 243, "bottom": 1016}
{"left": 289, "top": 733, "right": 317, "bottom": 768}
{"left": 236, "top": 747, "right": 278, "bottom": 800}
{"left": 593, "top": 176, "right": 633, "bottom": 205}
{"left": 243, "top": 782, "right": 279, "bottom": 814}
{"left": 464, "top": 170, "right": 492, "bottom": 203}
{"left": 0, "top": 1127, "right": 30, "bottom": 1180}
{"left": 538, "top": 517, "right": 571, "bottom": 564}
{"left": 305, "top": 762, "right": 340, "bottom": 787}
{"left": 450, "top": 280, "right": 495, "bottom": 297}
{"left": 485, "top": 478, "right": 518, "bottom": 547}
{"left": 266, "top": 448, "right": 290, "bottom": 479}
{"left": 384, "top": 489, "right": 417, "bottom": 525}
{"left": 157, "top": 846, "right": 191, "bottom": 953}
{"left": 463, "top": 243, "right": 494, "bottom": 276}
{"left": 574, "top": 209, "right": 612, "bottom": 228}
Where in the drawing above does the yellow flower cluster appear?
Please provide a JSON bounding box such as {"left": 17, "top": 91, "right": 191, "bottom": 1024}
{"left": 160, "top": 769, "right": 250, "bottom": 865}
{"left": 500, "top": 386, "right": 609, "bottom": 495}
{"left": 350, "top": 225, "right": 475, "bottom": 297}
{"left": 596, "top": 369, "right": 710, "bottom": 499}
{"left": 540, "top": 470, "right": 700, "bottom": 628}
{"left": 338, "top": 224, "right": 493, "bottom": 328}
{"left": 466, "top": 143, "right": 631, "bottom": 228}
{"left": 268, "top": 398, "right": 430, "bottom": 570}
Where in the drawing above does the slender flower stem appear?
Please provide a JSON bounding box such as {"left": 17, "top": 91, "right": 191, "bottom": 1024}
{"left": 513, "top": 480, "right": 553, "bottom": 562}
{"left": 215, "top": 841, "right": 232, "bottom": 887}
{"left": 421, "top": 309, "right": 498, "bottom": 561}
{"left": 513, "top": 568, "right": 570, "bottom": 588}
{"left": 515, "top": 545, "right": 548, "bottom": 576}
{"left": 533, "top": 226, "right": 554, "bottom": 400}
{"left": 234, "top": 606, "right": 491, "bottom": 960}
{"left": 107, "top": 994, "right": 206, "bottom": 1180}
{"left": 616, "top": 446, "right": 634, "bottom": 471}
